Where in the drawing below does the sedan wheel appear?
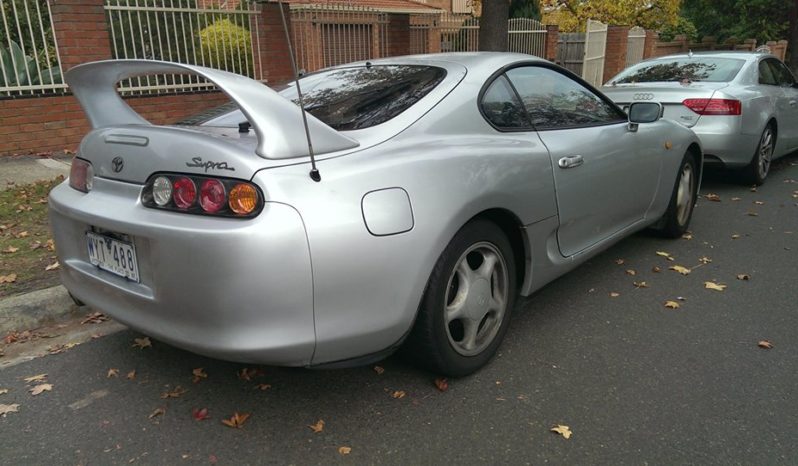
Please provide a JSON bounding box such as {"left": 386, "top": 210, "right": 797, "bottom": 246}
{"left": 404, "top": 219, "right": 517, "bottom": 377}
{"left": 657, "top": 151, "right": 698, "bottom": 238}
{"left": 744, "top": 125, "right": 775, "bottom": 185}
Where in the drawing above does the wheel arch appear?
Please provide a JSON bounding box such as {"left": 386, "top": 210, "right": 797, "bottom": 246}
{"left": 469, "top": 208, "right": 529, "bottom": 292}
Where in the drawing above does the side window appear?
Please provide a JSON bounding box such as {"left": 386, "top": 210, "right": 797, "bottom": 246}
{"left": 759, "top": 60, "right": 777, "bottom": 85}
{"left": 768, "top": 59, "right": 796, "bottom": 87}
{"left": 505, "top": 66, "right": 626, "bottom": 129}
{"left": 480, "top": 75, "right": 529, "bottom": 130}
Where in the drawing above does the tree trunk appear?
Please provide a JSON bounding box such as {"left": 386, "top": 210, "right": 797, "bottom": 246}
{"left": 789, "top": 0, "right": 798, "bottom": 74}
{"left": 478, "top": 0, "right": 511, "bottom": 51}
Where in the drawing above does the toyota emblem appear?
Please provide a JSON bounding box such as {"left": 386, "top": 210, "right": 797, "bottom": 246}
{"left": 633, "top": 93, "right": 654, "bottom": 100}
{"left": 111, "top": 156, "right": 124, "bottom": 173}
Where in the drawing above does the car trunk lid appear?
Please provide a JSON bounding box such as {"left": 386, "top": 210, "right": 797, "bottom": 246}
{"left": 601, "top": 82, "right": 729, "bottom": 127}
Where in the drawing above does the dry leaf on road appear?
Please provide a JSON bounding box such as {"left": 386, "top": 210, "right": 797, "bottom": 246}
{"left": 107, "top": 368, "right": 119, "bottom": 378}
{"left": 614, "top": 258, "right": 625, "bottom": 265}
{"left": 655, "top": 251, "right": 673, "bottom": 260}
{"left": 434, "top": 378, "right": 449, "bottom": 392}
{"left": 132, "top": 337, "right": 151, "bottom": 349}
{"left": 669, "top": 265, "right": 691, "bottom": 275}
{"left": 160, "top": 386, "right": 188, "bottom": 399}
{"left": 704, "top": 281, "right": 727, "bottom": 291}
{"left": 192, "top": 368, "right": 208, "bottom": 383}
{"left": 625, "top": 269, "right": 636, "bottom": 276}
{"left": 308, "top": 419, "right": 325, "bottom": 433}
{"left": 29, "top": 384, "right": 53, "bottom": 396}
{"left": 149, "top": 407, "right": 166, "bottom": 419}
{"left": 664, "top": 301, "right": 681, "bottom": 309}
{"left": 652, "top": 266, "right": 661, "bottom": 273}
{"left": 731, "top": 197, "right": 742, "bottom": 201}
{"left": 221, "top": 412, "right": 250, "bottom": 429}
{"left": 338, "top": 446, "right": 352, "bottom": 455}
{"left": 23, "top": 374, "right": 47, "bottom": 383}
{"left": 390, "top": 390, "right": 406, "bottom": 399}
{"left": 81, "top": 312, "right": 108, "bottom": 324}
{"left": 0, "top": 389, "right": 8, "bottom": 395}
{"left": 609, "top": 292, "right": 620, "bottom": 298}
{"left": 126, "top": 370, "right": 136, "bottom": 380}
{"left": 44, "top": 262, "right": 60, "bottom": 271}
{"left": 192, "top": 407, "right": 210, "bottom": 421}
{"left": 550, "top": 425, "right": 572, "bottom": 439}
{"left": 682, "top": 233, "right": 693, "bottom": 240}
{"left": 633, "top": 281, "right": 649, "bottom": 288}
{"left": 731, "top": 234, "right": 741, "bottom": 239}
{"left": 698, "top": 256, "right": 712, "bottom": 264}
{"left": 705, "top": 193, "right": 721, "bottom": 202}
{"left": 254, "top": 383, "right": 272, "bottom": 391}
{"left": 758, "top": 340, "right": 773, "bottom": 349}
{"left": 736, "top": 274, "right": 750, "bottom": 280}
{"left": 0, "top": 403, "right": 20, "bottom": 417}
{"left": 373, "top": 366, "right": 385, "bottom": 375}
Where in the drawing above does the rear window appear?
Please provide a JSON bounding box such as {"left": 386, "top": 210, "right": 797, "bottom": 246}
{"left": 610, "top": 58, "right": 745, "bottom": 84}
{"left": 280, "top": 65, "right": 446, "bottom": 131}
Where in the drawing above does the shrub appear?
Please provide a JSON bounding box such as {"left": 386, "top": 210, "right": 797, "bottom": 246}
{"left": 198, "top": 19, "right": 252, "bottom": 76}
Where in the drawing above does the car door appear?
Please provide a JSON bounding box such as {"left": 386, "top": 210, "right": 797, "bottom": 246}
{"left": 767, "top": 59, "right": 798, "bottom": 151}
{"left": 504, "top": 65, "right": 661, "bottom": 257}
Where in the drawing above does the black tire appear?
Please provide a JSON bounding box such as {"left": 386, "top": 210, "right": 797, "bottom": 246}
{"left": 742, "top": 124, "right": 775, "bottom": 186}
{"left": 658, "top": 151, "right": 699, "bottom": 238}
{"left": 403, "top": 219, "right": 517, "bottom": 377}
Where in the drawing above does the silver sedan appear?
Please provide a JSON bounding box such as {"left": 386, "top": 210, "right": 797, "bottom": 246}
{"left": 49, "top": 53, "right": 701, "bottom": 376}
{"left": 602, "top": 52, "right": 798, "bottom": 185}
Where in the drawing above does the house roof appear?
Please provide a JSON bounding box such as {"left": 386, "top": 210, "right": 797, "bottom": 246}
{"left": 283, "top": 0, "right": 444, "bottom": 15}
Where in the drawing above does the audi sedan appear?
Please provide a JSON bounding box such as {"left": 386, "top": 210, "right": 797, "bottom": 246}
{"left": 49, "top": 53, "right": 701, "bottom": 376}
{"left": 603, "top": 52, "right": 798, "bottom": 185}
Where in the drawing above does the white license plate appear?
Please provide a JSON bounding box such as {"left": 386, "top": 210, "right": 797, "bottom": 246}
{"left": 86, "top": 232, "right": 140, "bottom": 282}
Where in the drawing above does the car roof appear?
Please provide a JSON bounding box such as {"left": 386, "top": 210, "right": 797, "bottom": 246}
{"left": 330, "top": 52, "right": 545, "bottom": 75}
{"left": 643, "top": 51, "right": 777, "bottom": 63}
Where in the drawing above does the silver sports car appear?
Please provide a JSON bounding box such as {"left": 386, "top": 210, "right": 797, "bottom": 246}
{"left": 602, "top": 52, "right": 798, "bottom": 185}
{"left": 49, "top": 53, "right": 701, "bottom": 376}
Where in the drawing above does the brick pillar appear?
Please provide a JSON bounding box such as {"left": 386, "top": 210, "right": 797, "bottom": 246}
{"left": 603, "top": 25, "right": 629, "bottom": 83}
{"left": 50, "top": 0, "right": 113, "bottom": 71}
{"left": 642, "top": 29, "right": 658, "bottom": 59}
{"left": 544, "top": 24, "right": 559, "bottom": 61}
{"left": 428, "top": 22, "right": 442, "bottom": 53}
{"left": 255, "top": 3, "right": 295, "bottom": 85}
{"left": 387, "top": 14, "right": 410, "bottom": 57}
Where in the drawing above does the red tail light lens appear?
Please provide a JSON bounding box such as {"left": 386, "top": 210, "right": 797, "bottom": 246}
{"left": 69, "top": 158, "right": 93, "bottom": 193}
{"left": 199, "top": 179, "right": 226, "bottom": 213}
{"left": 172, "top": 177, "right": 197, "bottom": 209}
{"left": 683, "top": 98, "right": 741, "bottom": 115}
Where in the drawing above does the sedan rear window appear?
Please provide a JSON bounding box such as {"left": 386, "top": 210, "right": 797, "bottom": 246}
{"left": 610, "top": 57, "right": 745, "bottom": 84}
{"left": 280, "top": 65, "right": 446, "bottom": 131}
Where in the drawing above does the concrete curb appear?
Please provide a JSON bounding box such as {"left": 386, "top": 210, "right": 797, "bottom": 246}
{"left": 0, "top": 285, "right": 79, "bottom": 334}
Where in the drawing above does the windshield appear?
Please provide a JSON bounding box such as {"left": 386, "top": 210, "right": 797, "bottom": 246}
{"left": 610, "top": 57, "right": 745, "bottom": 84}
{"left": 280, "top": 65, "right": 446, "bottom": 131}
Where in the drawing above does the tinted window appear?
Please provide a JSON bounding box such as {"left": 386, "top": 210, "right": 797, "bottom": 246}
{"left": 480, "top": 75, "right": 529, "bottom": 129}
{"left": 280, "top": 65, "right": 446, "bottom": 130}
{"left": 767, "top": 59, "right": 796, "bottom": 86}
{"left": 759, "top": 60, "right": 778, "bottom": 85}
{"left": 610, "top": 58, "right": 745, "bottom": 84}
{"left": 506, "top": 66, "right": 626, "bottom": 129}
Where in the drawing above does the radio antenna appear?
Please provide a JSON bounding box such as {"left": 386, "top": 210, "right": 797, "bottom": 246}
{"left": 277, "top": 1, "right": 321, "bottom": 182}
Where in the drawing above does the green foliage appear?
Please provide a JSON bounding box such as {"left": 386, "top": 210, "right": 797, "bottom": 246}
{"left": 0, "top": 40, "right": 62, "bottom": 88}
{"left": 198, "top": 19, "right": 252, "bottom": 76}
{"left": 510, "top": 0, "right": 541, "bottom": 19}
{"left": 659, "top": 16, "right": 698, "bottom": 42}
{"left": 1, "top": 0, "right": 59, "bottom": 69}
{"left": 682, "top": 0, "right": 790, "bottom": 43}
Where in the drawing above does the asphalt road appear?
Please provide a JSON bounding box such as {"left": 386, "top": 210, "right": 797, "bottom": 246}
{"left": 1, "top": 155, "right": 797, "bottom": 465}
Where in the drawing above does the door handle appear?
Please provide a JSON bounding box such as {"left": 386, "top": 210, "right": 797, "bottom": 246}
{"left": 558, "top": 155, "right": 584, "bottom": 169}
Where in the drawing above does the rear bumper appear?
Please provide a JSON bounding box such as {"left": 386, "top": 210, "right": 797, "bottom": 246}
{"left": 48, "top": 178, "right": 316, "bottom": 365}
{"left": 691, "top": 117, "right": 758, "bottom": 167}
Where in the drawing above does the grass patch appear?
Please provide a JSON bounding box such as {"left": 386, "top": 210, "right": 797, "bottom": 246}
{"left": 0, "top": 177, "right": 65, "bottom": 298}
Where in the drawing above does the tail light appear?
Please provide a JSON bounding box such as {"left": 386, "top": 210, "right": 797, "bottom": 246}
{"left": 682, "top": 98, "right": 741, "bottom": 116}
{"left": 142, "top": 174, "right": 263, "bottom": 218}
{"left": 69, "top": 158, "right": 93, "bottom": 193}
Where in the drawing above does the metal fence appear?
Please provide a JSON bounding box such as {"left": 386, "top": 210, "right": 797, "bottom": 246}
{"left": 507, "top": 18, "right": 546, "bottom": 57}
{"left": 439, "top": 13, "right": 479, "bottom": 52}
{"left": 556, "top": 32, "right": 585, "bottom": 75}
{"left": 626, "top": 26, "right": 645, "bottom": 67}
{"left": 103, "top": 0, "right": 262, "bottom": 95}
{"left": 581, "top": 19, "right": 607, "bottom": 87}
{"left": 290, "top": 3, "right": 389, "bottom": 73}
{"left": 0, "top": 0, "right": 66, "bottom": 97}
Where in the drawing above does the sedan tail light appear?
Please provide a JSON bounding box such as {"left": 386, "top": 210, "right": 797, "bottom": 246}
{"left": 682, "top": 98, "right": 742, "bottom": 116}
{"left": 142, "top": 174, "right": 263, "bottom": 218}
{"left": 69, "top": 157, "right": 94, "bottom": 193}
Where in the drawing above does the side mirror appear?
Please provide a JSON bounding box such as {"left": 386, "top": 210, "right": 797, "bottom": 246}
{"left": 627, "top": 102, "right": 663, "bottom": 132}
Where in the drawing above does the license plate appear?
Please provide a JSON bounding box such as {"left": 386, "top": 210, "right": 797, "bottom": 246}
{"left": 86, "top": 232, "right": 140, "bottom": 282}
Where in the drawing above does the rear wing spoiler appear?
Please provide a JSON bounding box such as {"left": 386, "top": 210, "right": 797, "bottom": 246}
{"left": 65, "top": 60, "right": 359, "bottom": 159}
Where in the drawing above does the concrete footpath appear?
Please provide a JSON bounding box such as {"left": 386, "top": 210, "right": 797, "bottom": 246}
{"left": 0, "top": 153, "right": 77, "bottom": 334}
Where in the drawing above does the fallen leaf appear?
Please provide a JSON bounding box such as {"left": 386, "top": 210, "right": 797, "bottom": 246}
{"left": 192, "top": 407, "right": 210, "bottom": 421}
{"left": 652, "top": 266, "right": 661, "bottom": 273}
{"left": 656, "top": 251, "right": 674, "bottom": 261}
{"left": 44, "top": 262, "right": 60, "bottom": 271}
{"left": 373, "top": 366, "right": 385, "bottom": 375}
{"left": 0, "top": 389, "right": 8, "bottom": 395}
{"left": 81, "top": 312, "right": 108, "bottom": 324}
{"left": 192, "top": 367, "right": 208, "bottom": 384}
{"left": 750, "top": 186, "right": 757, "bottom": 192}
{"left": 669, "top": 265, "right": 691, "bottom": 275}
{"left": 736, "top": 274, "right": 750, "bottom": 280}
{"left": 126, "top": 370, "right": 136, "bottom": 380}
{"left": 664, "top": 301, "right": 681, "bottom": 309}
{"left": 221, "top": 411, "right": 250, "bottom": 429}
{"left": 237, "top": 367, "right": 263, "bottom": 381}
{"left": 160, "top": 386, "right": 188, "bottom": 399}
{"left": 148, "top": 407, "right": 166, "bottom": 419}
{"left": 15, "top": 231, "right": 29, "bottom": 238}
{"left": 698, "top": 256, "right": 712, "bottom": 264}
{"left": 758, "top": 340, "right": 773, "bottom": 349}
{"left": 254, "top": 383, "right": 272, "bottom": 391}
{"left": 746, "top": 211, "right": 759, "bottom": 217}
{"left": 550, "top": 424, "right": 572, "bottom": 439}
{"left": 0, "top": 274, "right": 17, "bottom": 284}
{"left": 754, "top": 201, "right": 765, "bottom": 205}
{"left": 434, "top": 378, "right": 449, "bottom": 392}
{"left": 682, "top": 233, "right": 693, "bottom": 240}
{"left": 625, "top": 269, "right": 636, "bottom": 276}
{"left": 29, "top": 383, "right": 53, "bottom": 396}
{"left": 338, "top": 446, "right": 352, "bottom": 455}
{"left": 0, "top": 403, "right": 19, "bottom": 417}
{"left": 308, "top": 419, "right": 325, "bottom": 433}
{"left": 731, "top": 234, "right": 740, "bottom": 239}
{"left": 45, "top": 239, "right": 55, "bottom": 251}
{"left": 23, "top": 374, "right": 47, "bottom": 383}
{"left": 609, "top": 292, "right": 620, "bottom": 298}
{"left": 391, "top": 390, "right": 406, "bottom": 399}
{"left": 705, "top": 193, "right": 721, "bottom": 202}
{"left": 704, "top": 281, "right": 727, "bottom": 291}
{"left": 107, "top": 368, "right": 119, "bottom": 378}
{"left": 614, "top": 258, "right": 625, "bottom": 265}
{"left": 731, "top": 197, "right": 742, "bottom": 201}
{"left": 132, "top": 337, "right": 151, "bottom": 349}
{"left": 633, "top": 281, "right": 649, "bottom": 288}
{"left": 2, "top": 246, "right": 19, "bottom": 253}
